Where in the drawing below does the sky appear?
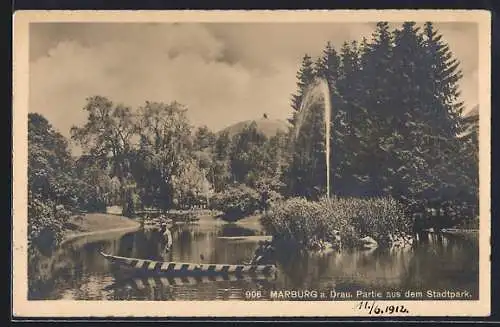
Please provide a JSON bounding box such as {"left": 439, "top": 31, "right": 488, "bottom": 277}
{"left": 29, "top": 22, "right": 479, "bottom": 141}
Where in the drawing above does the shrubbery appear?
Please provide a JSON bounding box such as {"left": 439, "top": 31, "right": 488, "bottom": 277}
{"left": 265, "top": 190, "right": 284, "bottom": 210}
{"left": 210, "top": 184, "right": 261, "bottom": 220}
{"left": 261, "top": 196, "right": 412, "bottom": 249}
{"left": 28, "top": 193, "right": 71, "bottom": 249}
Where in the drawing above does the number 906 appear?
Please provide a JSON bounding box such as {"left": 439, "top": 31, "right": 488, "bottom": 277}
{"left": 245, "top": 290, "right": 263, "bottom": 299}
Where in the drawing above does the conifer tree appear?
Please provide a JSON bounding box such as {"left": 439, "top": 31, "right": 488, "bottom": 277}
{"left": 282, "top": 21, "right": 476, "bottom": 223}
{"left": 379, "top": 22, "right": 469, "bottom": 218}
{"left": 337, "top": 36, "right": 382, "bottom": 196}
{"left": 421, "top": 22, "right": 476, "bottom": 217}
{"left": 383, "top": 22, "right": 430, "bottom": 206}
{"left": 289, "top": 54, "right": 316, "bottom": 126}
{"left": 423, "top": 21, "right": 465, "bottom": 137}
{"left": 316, "top": 41, "right": 341, "bottom": 86}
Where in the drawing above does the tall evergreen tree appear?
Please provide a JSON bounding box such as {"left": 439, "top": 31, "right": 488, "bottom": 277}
{"left": 335, "top": 40, "right": 376, "bottom": 196}
{"left": 379, "top": 22, "right": 468, "bottom": 219}
{"left": 421, "top": 22, "right": 475, "bottom": 217}
{"left": 281, "top": 21, "right": 476, "bottom": 223}
{"left": 289, "top": 54, "right": 316, "bottom": 126}
{"left": 315, "top": 41, "right": 341, "bottom": 86}
{"left": 423, "top": 22, "right": 465, "bottom": 137}
{"left": 381, "top": 22, "right": 430, "bottom": 205}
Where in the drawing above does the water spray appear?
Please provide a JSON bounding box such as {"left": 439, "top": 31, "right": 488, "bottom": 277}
{"left": 293, "top": 78, "right": 332, "bottom": 198}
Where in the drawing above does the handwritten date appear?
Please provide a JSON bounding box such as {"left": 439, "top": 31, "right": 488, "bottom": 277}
{"left": 356, "top": 301, "right": 409, "bottom": 315}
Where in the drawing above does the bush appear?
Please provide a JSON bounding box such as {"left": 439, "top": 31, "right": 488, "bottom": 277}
{"left": 28, "top": 194, "right": 71, "bottom": 249}
{"left": 261, "top": 196, "right": 412, "bottom": 249}
{"left": 210, "top": 184, "right": 260, "bottom": 220}
{"left": 266, "top": 190, "right": 284, "bottom": 210}
{"left": 122, "top": 189, "right": 142, "bottom": 217}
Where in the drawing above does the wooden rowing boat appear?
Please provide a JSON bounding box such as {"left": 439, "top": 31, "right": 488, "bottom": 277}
{"left": 100, "top": 252, "right": 277, "bottom": 277}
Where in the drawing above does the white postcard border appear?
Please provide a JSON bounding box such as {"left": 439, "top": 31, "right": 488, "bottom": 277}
{"left": 12, "top": 9, "right": 491, "bottom": 317}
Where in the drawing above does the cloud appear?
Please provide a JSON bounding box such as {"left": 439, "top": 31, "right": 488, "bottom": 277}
{"left": 29, "top": 22, "right": 479, "bottom": 144}
{"left": 206, "top": 23, "right": 376, "bottom": 70}
{"left": 30, "top": 24, "right": 251, "bottom": 137}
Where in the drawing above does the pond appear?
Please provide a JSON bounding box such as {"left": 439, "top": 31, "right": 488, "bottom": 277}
{"left": 28, "top": 215, "right": 479, "bottom": 301}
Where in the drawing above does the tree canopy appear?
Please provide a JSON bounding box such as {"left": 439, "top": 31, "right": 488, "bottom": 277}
{"left": 28, "top": 21, "right": 479, "bottom": 244}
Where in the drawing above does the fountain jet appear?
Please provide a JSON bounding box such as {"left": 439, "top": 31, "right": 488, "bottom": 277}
{"left": 293, "top": 78, "right": 332, "bottom": 198}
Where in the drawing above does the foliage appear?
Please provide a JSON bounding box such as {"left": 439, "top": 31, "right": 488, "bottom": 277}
{"left": 229, "top": 121, "right": 269, "bottom": 185}
{"left": 209, "top": 184, "right": 261, "bottom": 221}
{"left": 172, "top": 159, "right": 213, "bottom": 208}
{"left": 261, "top": 197, "right": 411, "bottom": 249}
{"left": 28, "top": 192, "right": 71, "bottom": 248}
{"left": 73, "top": 156, "right": 116, "bottom": 211}
{"left": 193, "top": 125, "right": 217, "bottom": 151}
{"left": 284, "top": 21, "right": 478, "bottom": 227}
{"left": 28, "top": 21, "right": 479, "bottom": 244}
{"left": 28, "top": 113, "right": 78, "bottom": 246}
{"left": 289, "top": 54, "right": 316, "bottom": 126}
{"left": 29, "top": 113, "right": 77, "bottom": 206}
{"left": 70, "top": 96, "right": 137, "bottom": 216}
{"left": 133, "top": 101, "right": 193, "bottom": 212}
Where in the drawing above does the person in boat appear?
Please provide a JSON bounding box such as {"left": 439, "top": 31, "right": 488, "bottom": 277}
{"left": 250, "top": 240, "right": 275, "bottom": 265}
{"left": 159, "top": 223, "right": 173, "bottom": 252}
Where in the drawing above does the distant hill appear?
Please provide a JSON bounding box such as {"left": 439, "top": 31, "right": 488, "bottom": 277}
{"left": 218, "top": 117, "right": 290, "bottom": 138}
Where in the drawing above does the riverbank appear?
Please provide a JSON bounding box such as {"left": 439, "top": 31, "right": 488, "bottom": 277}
{"left": 229, "top": 214, "right": 262, "bottom": 226}
{"left": 61, "top": 213, "right": 141, "bottom": 245}
{"left": 261, "top": 197, "right": 412, "bottom": 251}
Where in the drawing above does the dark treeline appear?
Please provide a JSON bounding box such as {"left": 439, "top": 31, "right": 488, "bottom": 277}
{"left": 27, "top": 21, "right": 479, "bottom": 248}
{"left": 287, "top": 22, "right": 478, "bottom": 223}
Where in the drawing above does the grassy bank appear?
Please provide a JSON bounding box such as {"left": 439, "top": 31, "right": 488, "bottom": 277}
{"left": 62, "top": 213, "right": 141, "bottom": 242}
{"left": 261, "top": 197, "right": 413, "bottom": 250}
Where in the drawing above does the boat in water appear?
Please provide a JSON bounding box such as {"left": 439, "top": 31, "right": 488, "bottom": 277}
{"left": 99, "top": 252, "right": 277, "bottom": 278}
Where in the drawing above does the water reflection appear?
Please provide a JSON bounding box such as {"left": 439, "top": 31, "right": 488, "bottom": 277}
{"left": 28, "top": 216, "right": 479, "bottom": 301}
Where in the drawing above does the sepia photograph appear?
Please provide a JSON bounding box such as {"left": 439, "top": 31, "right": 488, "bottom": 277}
{"left": 12, "top": 10, "right": 490, "bottom": 317}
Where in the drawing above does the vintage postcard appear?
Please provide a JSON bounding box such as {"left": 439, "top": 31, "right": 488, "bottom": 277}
{"left": 12, "top": 10, "right": 491, "bottom": 317}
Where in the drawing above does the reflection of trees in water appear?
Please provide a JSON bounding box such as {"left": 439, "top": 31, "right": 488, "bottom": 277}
{"left": 105, "top": 279, "right": 271, "bottom": 300}
{"left": 117, "top": 233, "right": 135, "bottom": 257}
{"left": 147, "top": 224, "right": 262, "bottom": 265}
{"left": 116, "top": 230, "right": 167, "bottom": 261}
{"left": 402, "top": 234, "right": 479, "bottom": 293}
{"left": 170, "top": 225, "right": 218, "bottom": 263}
{"left": 29, "top": 224, "right": 479, "bottom": 300}
{"left": 133, "top": 232, "right": 157, "bottom": 259}
{"left": 212, "top": 239, "right": 257, "bottom": 265}
{"left": 29, "top": 226, "right": 268, "bottom": 300}
{"left": 273, "top": 247, "right": 312, "bottom": 287}
{"left": 176, "top": 229, "right": 194, "bottom": 260}
{"left": 219, "top": 224, "right": 256, "bottom": 237}
{"left": 28, "top": 235, "right": 123, "bottom": 299}
{"left": 104, "top": 279, "right": 175, "bottom": 300}
{"left": 275, "top": 244, "right": 421, "bottom": 291}
{"left": 325, "top": 243, "right": 476, "bottom": 291}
